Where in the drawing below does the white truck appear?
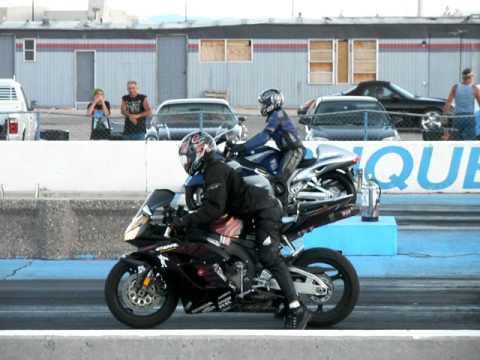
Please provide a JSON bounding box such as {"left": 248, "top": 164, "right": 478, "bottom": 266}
{"left": 0, "top": 79, "right": 39, "bottom": 141}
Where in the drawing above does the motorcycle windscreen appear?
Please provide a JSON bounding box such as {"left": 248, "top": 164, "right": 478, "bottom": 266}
{"left": 142, "top": 189, "right": 175, "bottom": 214}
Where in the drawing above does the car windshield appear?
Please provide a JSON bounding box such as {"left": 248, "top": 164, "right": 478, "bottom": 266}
{"left": 313, "top": 100, "right": 390, "bottom": 127}
{"left": 340, "top": 86, "right": 357, "bottom": 95}
{"left": 154, "top": 102, "right": 236, "bottom": 130}
{"left": 158, "top": 103, "right": 233, "bottom": 115}
{"left": 390, "top": 83, "right": 415, "bottom": 98}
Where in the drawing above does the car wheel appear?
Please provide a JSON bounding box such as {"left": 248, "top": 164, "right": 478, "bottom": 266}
{"left": 422, "top": 109, "right": 443, "bottom": 129}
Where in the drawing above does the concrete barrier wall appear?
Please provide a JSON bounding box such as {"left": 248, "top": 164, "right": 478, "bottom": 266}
{"left": 0, "top": 330, "right": 479, "bottom": 360}
{"left": 0, "top": 199, "right": 138, "bottom": 259}
{"left": 1, "top": 141, "right": 479, "bottom": 193}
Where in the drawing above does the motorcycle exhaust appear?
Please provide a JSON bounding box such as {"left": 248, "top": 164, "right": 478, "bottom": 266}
{"left": 296, "top": 191, "right": 328, "bottom": 201}
{"left": 285, "top": 204, "right": 359, "bottom": 242}
{"left": 297, "top": 194, "right": 353, "bottom": 211}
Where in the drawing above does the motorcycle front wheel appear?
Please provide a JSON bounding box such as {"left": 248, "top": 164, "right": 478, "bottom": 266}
{"left": 104, "top": 260, "right": 178, "bottom": 328}
{"left": 292, "top": 248, "right": 360, "bottom": 327}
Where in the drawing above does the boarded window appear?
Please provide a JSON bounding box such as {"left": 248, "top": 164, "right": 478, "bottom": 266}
{"left": 227, "top": 40, "right": 252, "bottom": 62}
{"left": 336, "top": 40, "right": 349, "bottom": 83}
{"left": 200, "top": 40, "right": 225, "bottom": 62}
{"left": 353, "top": 40, "right": 377, "bottom": 83}
{"left": 23, "top": 39, "right": 36, "bottom": 62}
{"left": 309, "top": 40, "right": 333, "bottom": 84}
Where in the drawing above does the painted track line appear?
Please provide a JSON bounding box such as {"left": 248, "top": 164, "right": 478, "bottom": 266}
{"left": 1, "top": 329, "right": 480, "bottom": 338}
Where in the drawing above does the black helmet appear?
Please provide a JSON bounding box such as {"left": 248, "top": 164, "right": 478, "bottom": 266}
{"left": 178, "top": 131, "right": 216, "bottom": 175}
{"left": 258, "top": 88, "right": 284, "bottom": 116}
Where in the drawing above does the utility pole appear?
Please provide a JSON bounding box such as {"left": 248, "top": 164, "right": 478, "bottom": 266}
{"left": 184, "top": 0, "right": 188, "bottom": 22}
{"left": 417, "top": 0, "right": 423, "bottom": 17}
{"left": 31, "top": 0, "right": 35, "bottom": 21}
{"left": 291, "top": 0, "right": 295, "bottom": 17}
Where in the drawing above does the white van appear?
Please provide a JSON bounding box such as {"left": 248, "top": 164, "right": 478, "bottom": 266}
{"left": 0, "top": 79, "right": 38, "bottom": 141}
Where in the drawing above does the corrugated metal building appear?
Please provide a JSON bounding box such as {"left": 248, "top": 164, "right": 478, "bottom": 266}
{"left": 0, "top": 17, "right": 479, "bottom": 108}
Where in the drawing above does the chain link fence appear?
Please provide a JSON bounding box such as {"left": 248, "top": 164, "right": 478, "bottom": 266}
{"left": 298, "top": 110, "right": 480, "bottom": 141}
{"left": 1, "top": 109, "right": 479, "bottom": 141}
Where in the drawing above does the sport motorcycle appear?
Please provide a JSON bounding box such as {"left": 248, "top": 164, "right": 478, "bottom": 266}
{"left": 186, "top": 128, "right": 360, "bottom": 215}
{"left": 104, "top": 189, "right": 360, "bottom": 328}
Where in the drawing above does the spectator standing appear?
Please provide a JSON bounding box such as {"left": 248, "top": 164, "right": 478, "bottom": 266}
{"left": 444, "top": 68, "right": 480, "bottom": 140}
{"left": 87, "top": 88, "right": 111, "bottom": 140}
{"left": 121, "top": 81, "right": 152, "bottom": 140}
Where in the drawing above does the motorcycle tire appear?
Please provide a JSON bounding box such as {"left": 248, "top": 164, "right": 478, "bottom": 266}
{"left": 292, "top": 248, "right": 360, "bottom": 327}
{"left": 105, "top": 260, "right": 178, "bottom": 328}
{"left": 319, "top": 171, "right": 356, "bottom": 204}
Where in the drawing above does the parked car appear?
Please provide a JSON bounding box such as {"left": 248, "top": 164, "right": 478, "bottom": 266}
{"left": 0, "top": 79, "right": 38, "bottom": 140}
{"left": 146, "top": 98, "right": 247, "bottom": 141}
{"left": 298, "top": 96, "right": 400, "bottom": 141}
{"left": 340, "top": 81, "right": 447, "bottom": 128}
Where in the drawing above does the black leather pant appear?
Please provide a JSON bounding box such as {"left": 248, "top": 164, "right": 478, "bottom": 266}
{"left": 254, "top": 200, "right": 298, "bottom": 304}
{"left": 275, "top": 147, "right": 304, "bottom": 206}
{"left": 279, "top": 147, "right": 305, "bottom": 181}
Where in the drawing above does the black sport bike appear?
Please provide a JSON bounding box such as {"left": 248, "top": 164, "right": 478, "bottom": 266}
{"left": 105, "top": 189, "right": 360, "bottom": 328}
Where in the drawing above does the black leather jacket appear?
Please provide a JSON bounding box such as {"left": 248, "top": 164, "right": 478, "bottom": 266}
{"left": 183, "top": 157, "right": 272, "bottom": 227}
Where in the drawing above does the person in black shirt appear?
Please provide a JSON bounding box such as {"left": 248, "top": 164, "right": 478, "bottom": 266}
{"left": 121, "top": 80, "right": 152, "bottom": 140}
{"left": 87, "top": 88, "right": 111, "bottom": 140}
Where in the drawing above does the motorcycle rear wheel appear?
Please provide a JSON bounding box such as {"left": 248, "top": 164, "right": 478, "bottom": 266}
{"left": 318, "top": 171, "right": 356, "bottom": 204}
{"left": 105, "top": 260, "right": 178, "bottom": 328}
{"left": 292, "top": 248, "right": 360, "bottom": 327}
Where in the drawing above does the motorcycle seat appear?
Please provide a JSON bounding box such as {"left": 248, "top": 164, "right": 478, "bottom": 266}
{"left": 297, "top": 158, "right": 317, "bottom": 169}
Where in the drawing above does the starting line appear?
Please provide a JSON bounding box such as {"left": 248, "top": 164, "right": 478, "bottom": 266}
{"left": 1, "top": 329, "right": 479, "bottom": 337}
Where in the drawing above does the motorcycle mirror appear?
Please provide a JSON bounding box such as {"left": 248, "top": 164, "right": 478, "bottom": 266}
{"left": 298, "top": 116, "right": 311, "bottom": 125}
{"left": 238, "top": 116, "right": 247, "bottom": 123}
{"left": 215, "top": 125, "right": 241, "bottom": 143}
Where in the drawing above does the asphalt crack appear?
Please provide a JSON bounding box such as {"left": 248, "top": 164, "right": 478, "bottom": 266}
{"left": 3, "top": 261, "right": 33, "bottom": 280}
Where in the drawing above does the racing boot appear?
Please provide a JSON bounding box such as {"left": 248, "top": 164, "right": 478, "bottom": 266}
{"left": 284, "top": 303, "right": 311, "bottom": 329}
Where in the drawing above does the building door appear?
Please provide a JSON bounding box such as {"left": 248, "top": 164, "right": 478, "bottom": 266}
{"left": 157, "top": 36, "right": 187, "bottom": 103}
{"left": 415, "top": 42, "right": 429, "bottom": 97}
{"left": 75, "top": 51, "right": 95, "bottom": 106}
{"left": 0, "top": 35, "right": 15, "bottom": 79}
{"left": 427, "top": 39, "right": 461, "bottom": 98}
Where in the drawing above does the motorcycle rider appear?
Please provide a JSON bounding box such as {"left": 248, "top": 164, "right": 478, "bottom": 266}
{"left": 232, "top": 89, "right": 304, "bottom": 206}
{"left": 173, "top": 131, "right": 311, "bottom": 329}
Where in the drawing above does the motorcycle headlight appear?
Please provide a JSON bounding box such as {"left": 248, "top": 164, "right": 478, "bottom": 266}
{"left": 124, "top": 214, "right": 149, "bottom": 241}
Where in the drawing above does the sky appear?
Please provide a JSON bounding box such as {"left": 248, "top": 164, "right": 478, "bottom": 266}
{"left": 1, "top": 0, "right": 479, "bottom": 20}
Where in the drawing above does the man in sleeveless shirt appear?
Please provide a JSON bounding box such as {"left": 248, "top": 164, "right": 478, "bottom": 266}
{"left": 444, "top": 68, "right": 480, "bottom": 140}
{"left": 121, "top": 80, "right": 152, "bottom": 140}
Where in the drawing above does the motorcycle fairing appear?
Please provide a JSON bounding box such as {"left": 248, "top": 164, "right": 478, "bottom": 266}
{"left": 184, "top": 174, "right": 204, "bottom": 187}
{"left": 243, "top": 146, "right": 281, "bottom": 174}
{"left": 182, "top": 288, "right": 235, "bottom": 314}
